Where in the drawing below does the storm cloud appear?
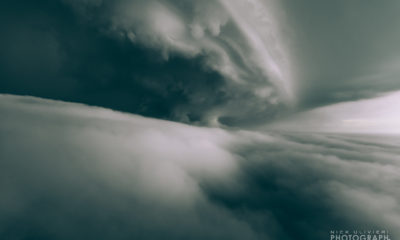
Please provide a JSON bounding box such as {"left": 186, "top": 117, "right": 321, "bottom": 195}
{"left": 2, "top": 0, "right": 400, "bottom": 126}
{"left": 1, "top": 95, "right": 399, "bottom": 240}
{"left": 267, "top": 90, "right": 400, "bottom": 134}
{"left": 0, "top": 0, "right": 294, "bottom": 127}
{"left": 1, "top": 1, "right": 400, "bottom": 239}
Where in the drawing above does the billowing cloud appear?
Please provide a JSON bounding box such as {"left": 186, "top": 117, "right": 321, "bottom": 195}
{"left": 2, "top": 0, "right": 400, "bottom": 128}
{"left": 0, "top": 94, "right": 258, "bottom": 240}
{"left": 1, "top": 95, "right": 399, "bottom": 240}
{"left": 107, "top": 0, "right": 293, "bottom": 96}
{"left": 62, "top": 0, "right": 295, "bottom": 126}
{"left": 0, "top": 0, "right": 296, "bottom": 127}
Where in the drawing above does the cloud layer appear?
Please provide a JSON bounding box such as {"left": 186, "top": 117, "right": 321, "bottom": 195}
{"left": 1, "top": 95, "right": 399, "bottom": 240}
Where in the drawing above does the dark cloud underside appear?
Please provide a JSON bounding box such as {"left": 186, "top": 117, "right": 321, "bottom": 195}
{"left": 0, "top": 0, "right": 228, "bottom": 122}
{"left": 0, "top": 0, "right": 291, "bottom": 127}
{"left": 2, "top": 0, "right": 400, "bottom": 127}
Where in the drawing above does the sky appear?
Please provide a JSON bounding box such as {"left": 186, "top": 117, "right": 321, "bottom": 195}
{"left": 268, "top": 90, "right": 400, "bottom": 134}
{"left": 1, "top": 0, "right": 400, "bottom": 129}
{"left": 1, "top": 0, "right": 400, "bottom": 239}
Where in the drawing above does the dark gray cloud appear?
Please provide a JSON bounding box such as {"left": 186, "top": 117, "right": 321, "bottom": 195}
{"left": 1, "top": 95, "right": 399, "bottom": 240}
{"left": 0, "top": 0, "right": 229, "bottom": 123}
{"left": 2, "top": 0, "right": 400, "bottom": 127}
{"left": 0, "top": 0, "right": 293, "bottom": 127}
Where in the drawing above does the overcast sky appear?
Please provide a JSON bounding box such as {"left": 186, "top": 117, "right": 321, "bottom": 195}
{"left": 2, "top": 0, "right": 400, "bottom": 129}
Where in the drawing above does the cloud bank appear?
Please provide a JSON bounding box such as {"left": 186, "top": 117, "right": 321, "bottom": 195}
{"left": 1, "top": 95, "right": 399, "bottom": 240}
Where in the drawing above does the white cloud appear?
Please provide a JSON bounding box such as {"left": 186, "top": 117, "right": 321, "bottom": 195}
{"left": 267, "top": 90, "right": 400, "bottom": 134}
{"left": 2, "top": 95, "right": 399, "bottom": 239}
{"left": 0, "top": 94, "right": 259, "bottom": 239}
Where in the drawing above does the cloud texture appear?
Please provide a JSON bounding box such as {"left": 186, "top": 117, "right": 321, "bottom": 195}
{"left": 0, "top": 0, "right": 294, "bottom": 127}
{"left": 65, "top": 0, "right": 296, "bottom": 126}
{"left": 104, "top": 0, "right": 293, "bottom": 96}
{"left": 3, "top": 0, "right": 400, "bottom": 127}
{"left": 1, "top": 95, "right": 399, "bottom": 240}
